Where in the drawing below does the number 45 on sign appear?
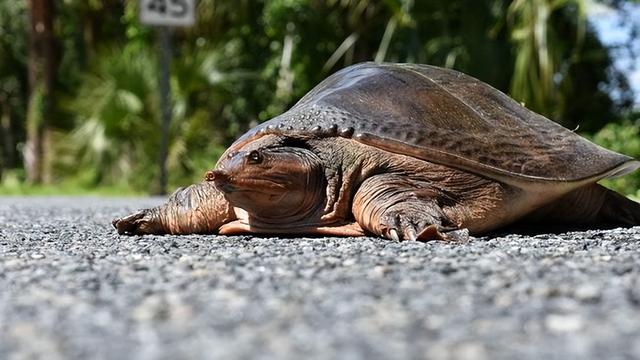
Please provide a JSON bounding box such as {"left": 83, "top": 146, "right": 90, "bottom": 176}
{"left": 140, "top": 0, "right": 195, "bottom": 27}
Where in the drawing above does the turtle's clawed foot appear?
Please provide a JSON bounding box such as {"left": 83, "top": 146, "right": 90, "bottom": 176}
{"left": 378, "top": 204, "right": 467, "bottom": 242}
{"left": 380, "top": 211, "right": 442, "bottom": 241}
{"left": 380, "top": 212, "right": 429, "bottom": 241}
{"left": 112, "top": 208, "right": 162, "bottom": 235}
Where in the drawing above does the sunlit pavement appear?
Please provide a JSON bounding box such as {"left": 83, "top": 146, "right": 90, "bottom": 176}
{"left": 1, "top": 197, "right": 639, "bottom": 359}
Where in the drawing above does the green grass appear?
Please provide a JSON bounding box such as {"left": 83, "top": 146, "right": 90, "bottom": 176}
{"left": 0, "top": 170, "right": 143, "bottom": 196}
{"left": 0, "top": 185, "right": 143, "bottom": 196}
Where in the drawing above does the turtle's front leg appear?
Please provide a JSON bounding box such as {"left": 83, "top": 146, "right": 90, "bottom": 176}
{"left": 113, "top": 182, "right": 236, "bottom": 235}
{"left": 352, "top": 174, "right": 467, "bottom": 241}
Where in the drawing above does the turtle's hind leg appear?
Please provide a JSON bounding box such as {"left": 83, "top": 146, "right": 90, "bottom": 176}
{"left": 113, "top": 182, "right": 236, "bottom": 235}
{"left": 527, "top": 184, "right": 640, "bottom": 227}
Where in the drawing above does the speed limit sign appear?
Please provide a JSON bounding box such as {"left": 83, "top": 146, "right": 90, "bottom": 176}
{"left": 140, "top": 0, "right": 195, "bottom": 27}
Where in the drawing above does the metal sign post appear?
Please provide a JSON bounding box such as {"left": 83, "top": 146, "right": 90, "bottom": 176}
{"left": 139, "top": 0, "right": 195, "bottom": 195}
{"left": 157, "top": 26, "right": 172, "bottom": 195}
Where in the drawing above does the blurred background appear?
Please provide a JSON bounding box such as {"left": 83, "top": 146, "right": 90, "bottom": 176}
{"left": 0, "top": 0, "right": 639, "bottom": 197}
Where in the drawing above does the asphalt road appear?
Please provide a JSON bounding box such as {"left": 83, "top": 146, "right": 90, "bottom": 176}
{"left": 1, "top": 196, "right": 640, "bottom": 360}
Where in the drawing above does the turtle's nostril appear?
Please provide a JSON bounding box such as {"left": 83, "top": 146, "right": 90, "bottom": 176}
{"left": 206, "top": 170, "right": 232, "bottom": 186}
{"left": 206, "top": 171, "right": 236, "bottom": 193}
{"left": 205, "top": 170, "right": 229, "bottom": 182}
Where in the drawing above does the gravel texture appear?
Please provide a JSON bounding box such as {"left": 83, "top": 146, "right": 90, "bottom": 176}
{"left": 1, "top": 196, "right": 640, "bottom": 360}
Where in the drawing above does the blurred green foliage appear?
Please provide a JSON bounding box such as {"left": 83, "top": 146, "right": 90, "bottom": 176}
{"left": 590, "top": 113, "right": 640, "bottom": 198}
{"left": 0, "top": 0, "right": 638, "bottom": 194}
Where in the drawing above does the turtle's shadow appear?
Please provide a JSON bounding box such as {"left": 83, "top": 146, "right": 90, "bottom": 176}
{"left": 487, "top": 222, "right": 629, "bottom": 237}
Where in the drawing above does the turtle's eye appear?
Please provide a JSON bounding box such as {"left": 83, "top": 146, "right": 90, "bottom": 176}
{"left": 247, "top": 150, "right": 263, "bottom": 164}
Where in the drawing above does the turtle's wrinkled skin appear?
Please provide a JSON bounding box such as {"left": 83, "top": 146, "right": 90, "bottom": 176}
{"left": 113, "top": 63, "right": 640, "bottom": 241}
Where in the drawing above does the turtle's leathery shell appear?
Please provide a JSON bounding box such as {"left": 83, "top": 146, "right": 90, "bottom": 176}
{"left": 229, "top": 62, "right": 639, "bottom": 185}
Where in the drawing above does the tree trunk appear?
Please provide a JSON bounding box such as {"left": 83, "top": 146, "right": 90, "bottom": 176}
{"left": 0, "top": 109, "right": 3, "bottom": 181}
{"left": 1, "top": 105, "right": 11, "bottom": 180}
{"left": 25, "top": 0, "right": 57, "bottom": 184}
{"left": 1, "top": 106, "right": 16, "bottom": 168}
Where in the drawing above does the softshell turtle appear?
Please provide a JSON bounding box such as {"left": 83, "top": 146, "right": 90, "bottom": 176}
{"left": 113, "top": 62, "right": 640, "bottom": 241}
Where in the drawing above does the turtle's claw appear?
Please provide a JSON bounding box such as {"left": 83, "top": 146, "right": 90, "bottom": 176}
{"left": 405, "top": 227, "right": 418, "bottom": 241}
{"left": 389, "top": 228, "right": 401, "bottom": 241}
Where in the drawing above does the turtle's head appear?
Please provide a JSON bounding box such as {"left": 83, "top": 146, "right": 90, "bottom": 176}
{"left": 206, "top": 146, "right": 325, "bottom": 221}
